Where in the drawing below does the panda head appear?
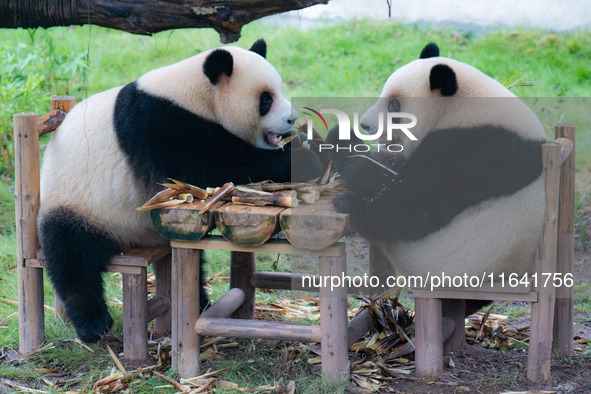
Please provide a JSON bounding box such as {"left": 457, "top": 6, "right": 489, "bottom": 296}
{"left": 137, "top": 39, "right": 297, "bottom": 149}
{"left": 360, "top": 43, "right": 540, "bottom": 148}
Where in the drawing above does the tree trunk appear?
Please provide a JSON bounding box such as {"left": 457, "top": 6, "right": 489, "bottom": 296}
{"left": 0, "top": 0, "right": 328, "bottom": 43}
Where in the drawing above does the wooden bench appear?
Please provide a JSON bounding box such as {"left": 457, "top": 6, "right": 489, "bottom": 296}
{"left": 409, "top": 127, "right": 575, "bottom": 383}
{"left": 14, "top": 97, "right": 172, "bottom": 362}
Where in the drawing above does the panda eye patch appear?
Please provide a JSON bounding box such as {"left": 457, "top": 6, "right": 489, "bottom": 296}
{"left": 260, "top": 91, "right": 273, "bottom": 116}
{"left": 388, "top": 98, "right": 401, "bottom": 112}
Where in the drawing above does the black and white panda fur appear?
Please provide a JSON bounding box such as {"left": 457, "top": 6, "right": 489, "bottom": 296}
{"left": 39, "top": 39, "right": 323, "bottom": 343}
{"left": 328, "top": 43, "right": 546, "bottom": 312}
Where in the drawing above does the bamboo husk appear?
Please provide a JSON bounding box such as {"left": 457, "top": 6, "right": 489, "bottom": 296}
{"left": 166, "top": 178, "right": 208, "bottom": 200}
{"left": 140, "top": 188, "right": 180, "bottom": 208}
{"left": 201, "top": 182, "right": 235, "bottom": 213}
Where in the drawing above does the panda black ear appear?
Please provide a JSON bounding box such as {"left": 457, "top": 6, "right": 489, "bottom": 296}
{"left": 203, "top": 49, "right": 233, "bottom": 85}
{"left": 420, "top": 42, "right": 440, "bottom": 59}
{"left": 429, "top": 64, "right": 458, "bottom": 96}
{"left": 249, "top": 39, "right": 267, "bottom": 58}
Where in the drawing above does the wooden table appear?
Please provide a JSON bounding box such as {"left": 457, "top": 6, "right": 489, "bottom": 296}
{"left": 152, "top": 197, "right": 371, "bottom": 383}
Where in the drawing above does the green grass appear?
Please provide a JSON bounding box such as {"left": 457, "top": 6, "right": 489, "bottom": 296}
{"left": 1, "top": 20, "right": 591, "bottom": 392}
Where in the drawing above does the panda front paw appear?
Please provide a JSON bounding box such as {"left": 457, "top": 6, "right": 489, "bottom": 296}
{"left": 290, "top": 147, "right": 324, "bottom": 182}
{"left": 67, "top": 305, "right": 114, "bottom": 343}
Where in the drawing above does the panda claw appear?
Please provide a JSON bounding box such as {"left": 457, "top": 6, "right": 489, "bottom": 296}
{"left": 333, "top": 194, "right": 352, "bottom": 214}
{"left": 71, "top": 309, "right": 114, "bottom": 343}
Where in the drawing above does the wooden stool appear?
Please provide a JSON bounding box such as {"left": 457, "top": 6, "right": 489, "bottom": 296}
{"left": 411, "top": 128, "right": 575, "bottom": 383}
{"left": 170, "top": 236, "right": 355, "bottom": 383}
{"left": 14, "top": 97, "right": 172, "bottom": 361}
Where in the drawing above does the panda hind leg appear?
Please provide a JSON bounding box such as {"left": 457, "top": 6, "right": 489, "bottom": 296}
{"left": 39, "top": 207, "right": 122, "bottom": 343}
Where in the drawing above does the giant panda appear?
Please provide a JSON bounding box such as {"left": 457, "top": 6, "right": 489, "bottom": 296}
{"left": 328, "top": 43, "right": 546, "bottom": 310}
{"left": 39, "top": 39, "right": 323, "bottom": 343}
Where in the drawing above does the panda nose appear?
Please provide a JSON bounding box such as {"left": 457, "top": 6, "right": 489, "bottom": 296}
{"left": 287, "top": 111, "right": 298, "bottom": 126}
{"left": 360, "top": 122, "right": 371, "bottom": 131}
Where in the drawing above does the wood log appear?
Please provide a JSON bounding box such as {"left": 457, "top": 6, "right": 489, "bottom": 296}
{"left": 154, "top": 254, "right": 172, "bottom": 336}
{"left": 0, "top": 0, "right": 327, "bottom": 43}
{"left": 14, "top": 113, "right": 45, "bottom": 355}
{"left": 172, "top": 248, "right": 202, "bottom": 378}
{"left": 347, "top": 309, "right": 372, "bottom": 349}
{"left": 280, "top": 197, "right": 349, "bottom": 250}
{"left": 194, "top": 317, "right": 322, "bottom": 342}
{"left": 250, "top": 271, "right": 321, "bottom": 292}
{"left": 147, "top": 295, "right": 172, "bottom": 323}
{"left": 122, "top": 270, "right": 149, "bottom": 361}
{"left": 319, "top": 254, "right": 349, "bottom": 383}
{"left": 150, "top": 200, "right": 221, "bottom": 241}
{"left": 389, "top": 317, "right": 456, "bottom": 359}
{"left": 38, "top": 110, "right": 66, "bottom": 137}
{"left": 230, "top": 252, "right": 256, "bottom": 319}
{"left": 442, "top": 299, "right": 465, "bottom": 353}
{"left": 553, "top": 125, "right": 575, "bottom": 356}
{"left": 527, "top": 143, "right": 560, "bottom": 383}
{"left": 215, "top": 204, "right": 284, "bottom": 246}
{"left": 200, "top": 288, "right": 245, "bottom": 319}
{"left": 414, "top": 297, "right": 443, "bottom": 377}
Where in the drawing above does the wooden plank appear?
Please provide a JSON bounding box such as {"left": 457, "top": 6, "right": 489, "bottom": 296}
{"left": 194, "top": 317, "right": 322, "bottom": 342}
{"left": 412, "top": 289, "right": 537, "bottom": 302}
{"left": 112, "top": 246, "right": 170, "bottom": 266}
{"left": 14, "top": 112, "right": 45, "bottom": 355}
{"left": 319, "top": 254, "right": 349, "bottom": 384}
{"left": 172, "top": 235, "right": 346, "bottom": 257}
{"left": 154, "top": 254, "right": 172, "bottom": 336}
{"left": 215, "top": 204, "right": 284, "bottom": 246}
{"left": 26, "top": 258, "right": 145, "bottom": 275}
{"left": 527, "top": 143, "right": 560, "bottom": 383}
{"left": 200, "top": 288, "right": 245, "bottom": 319}
{"left": 35, "top": 246, "right": 170, "bottom": 267}
{"left": 150, "top": 200, "right": 221, "bottom": 242}
{"left": 230, "top": 252, "right": 255, "bottom": 319}
{"left": 553, "top": 125, "right": 575, "bottom": 356}
{"left": 147, "top": 295, "right": 171, "bottom": 323}
{"left": 171, "top": 248, "right": 201, "bottom": 378}
{"left": 415, "top": 297, "right": 443, "bottom": 377}
{"left": 280, "top": 198, "right": 349, "bottom": 250}
{"left": 122, "top": 270, "right": 149, "bottom": 362}
{"left": 442, "top": 299, "right": 465, "bottom": 353}
{"left": 347, "top": 309, "right": 372, "bottom": 349}
{"left": 251, "top": 271, "right": 321, "bottom": 292}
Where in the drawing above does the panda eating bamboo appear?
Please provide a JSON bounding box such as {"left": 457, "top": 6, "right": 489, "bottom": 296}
{"left": 38, "top": 39, "right": 323, "bottom": 343}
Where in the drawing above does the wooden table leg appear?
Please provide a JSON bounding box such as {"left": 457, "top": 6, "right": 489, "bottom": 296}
{"left": 320, "top": 254, "right": 349, "bottom": 384}
{"left": 123, "top": 269, "right": 148, "bottom": 362}
{"left": 154, "top": 254, "right": 172, "bottom": 337}
{"left": 442, "top": 299, "right": 465, "bottom": 353}
{"left": 172, "top": 247, "right": 201, "bottom": 378}
{"left": 415, "top": 297, "right": 443, "bottom": 377}
{"left": 230, "top": 251, "right": 255, "bottom": 319}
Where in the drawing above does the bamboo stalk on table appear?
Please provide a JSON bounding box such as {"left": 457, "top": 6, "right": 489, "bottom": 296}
{"left": 201, "top": 182, "right": 235, "bottom": 213}
{"left": 231, "top": 190, "right": 297, "bottom": 208}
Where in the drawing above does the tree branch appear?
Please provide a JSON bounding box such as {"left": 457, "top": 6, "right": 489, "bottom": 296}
{"left": 0, "top": 0, "right": 328, "bottom": 43}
